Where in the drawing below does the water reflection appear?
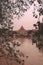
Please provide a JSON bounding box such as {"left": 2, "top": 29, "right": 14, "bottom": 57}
{"left": 0, "top": 37, "right": 43, "bottom": 65}
{"left": 15, "top": 38, "right": 43, "bottom": 65}
{"left": 32, "top": 37, "right": 43, "bottom": 52}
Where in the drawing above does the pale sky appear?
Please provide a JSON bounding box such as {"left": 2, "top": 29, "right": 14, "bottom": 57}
{"left": 13, "top": 0, "right": 43, "bottom": 31}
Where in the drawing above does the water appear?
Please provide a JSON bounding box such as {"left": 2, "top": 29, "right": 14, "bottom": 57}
{"left": 15, "top": 38, "right": 43, "bottom": 65}
{"left": 0, "top": 38, "right": 43, "bottom": 65}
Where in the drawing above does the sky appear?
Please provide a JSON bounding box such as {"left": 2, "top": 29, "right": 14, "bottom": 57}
{"left": 13, "top": 0, "right": 43, "bottom": 31}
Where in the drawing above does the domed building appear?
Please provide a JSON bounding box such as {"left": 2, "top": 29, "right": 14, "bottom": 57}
{"left": 17, "top": 26, "right": 28, "bottom": 37}
{"left": 13, "top": 26, "right": 33, "bottom": 38}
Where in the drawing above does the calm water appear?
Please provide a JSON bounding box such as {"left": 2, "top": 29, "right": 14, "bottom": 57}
{"left": 15, "top": 38, "right": 43, "bottom": 65}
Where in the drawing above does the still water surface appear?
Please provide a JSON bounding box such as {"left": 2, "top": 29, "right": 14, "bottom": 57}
{"left": 15, "top": 38, "right": 43, "bottom": 65}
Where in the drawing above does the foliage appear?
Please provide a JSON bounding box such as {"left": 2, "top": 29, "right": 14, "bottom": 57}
{"left": 0, "top": 1, "right": 26, "bottom": 65}
{"left": 13, "top": 0, "right": 35, "bottom": 18}
{"left": 0, "top": 0, "right": 14, "bottom": 30}
{"left": 0, "top": 39, "right": 26, "bottom": 65}
{"left": 10, "top": 0, "right": 43, "bottom": 19}
{"left": 0, "top": 0, "right": 43, "bottom": 20}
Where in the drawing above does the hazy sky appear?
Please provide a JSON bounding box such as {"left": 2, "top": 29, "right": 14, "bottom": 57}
{"left": 13, "top": 0, "right": 43, "bottom": 31}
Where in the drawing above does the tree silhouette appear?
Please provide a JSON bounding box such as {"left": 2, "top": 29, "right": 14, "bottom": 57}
{"left": 0, "top": 0, "right": 14, "bottom": 30}
{"left": 0, "top": 0, "right": 43, "bottom": 65}
{"left": 1, "top": 0, "right": 43, "bottom": 19}
{"left": 0, "top": 1, "right": 26, "bottom": 65}
{"left": 0, "top": 0, "right": 15, "bottom": 43}
{"left": 10, "top": 0, "right": 43, "bottom": 19}
{"left": 13, "top": 0, "right": 35, "bottom": 18}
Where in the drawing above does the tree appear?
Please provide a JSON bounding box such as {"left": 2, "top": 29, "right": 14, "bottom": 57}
{"left": 0, "top": 0, "right": 14, "bottom": 30}
{"left": 0, "top": 0, "right": 15, "bottom": 44}
{"left": 10, "top": 0, "right": 43, "bottom": 19}
{"left": 13, "top": 0, "right": 35, "bottom": 19}
{"left": 0, "top": 0, "right": 43, "bottom": 65}
{"left": 0, "top": 1, "right": 25, "bottom": 65}
{"left": 1, "top": 0, "right": 43, "bottom": 20}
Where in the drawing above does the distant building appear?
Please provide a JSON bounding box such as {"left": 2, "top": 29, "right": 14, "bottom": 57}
{"left": 17, "top": 26, "right": 28, "bottom": 37}
{"left": 13, "top": 26, "right": 36, "bottom": 38}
